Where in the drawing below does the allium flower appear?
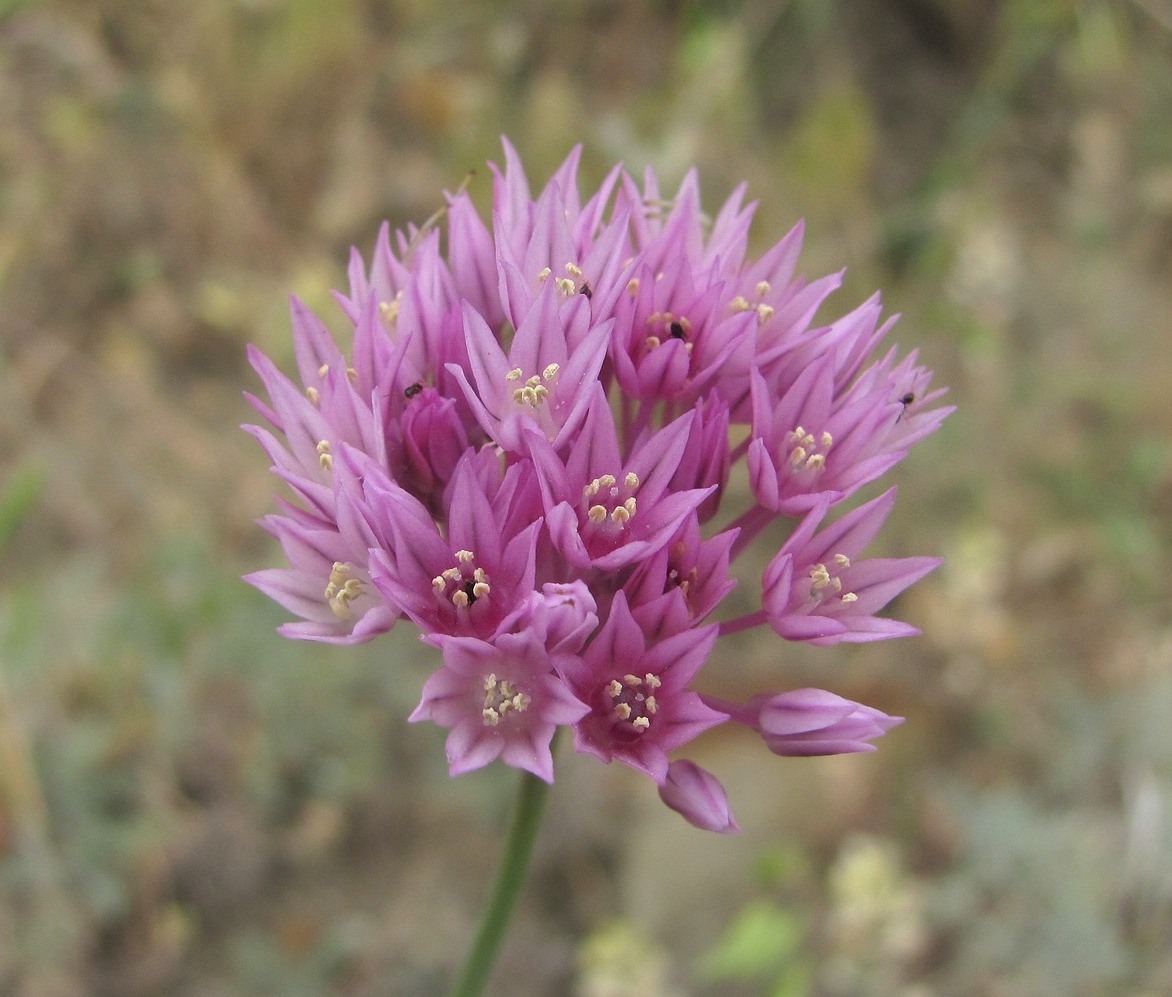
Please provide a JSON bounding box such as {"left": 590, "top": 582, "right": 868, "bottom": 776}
{"left": 713, "top": 688, "right": 904, "bottom": 757}
{"left": 762, "top": 488, "right": 941, "bottom": 645}
{"left": 411, "top": 630, "right": 590, "bottom": 782}
{"left": 246, "top": 138, "right": 950, "bottom": 833}
{"left": 557, "top": 592, "right": 726, "bottom": 783}
{"left": 658, "top": 760, "right": 740, "bottom": 834}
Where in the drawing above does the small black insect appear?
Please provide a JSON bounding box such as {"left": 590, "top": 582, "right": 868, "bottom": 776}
{"left": 404, "top": 382, "right": 423, "bottom": 399}
{"left": 669, "top": 321, "right": 686, "bottom": 340}
{"left": 897, "top": 391, "right": 915, "bottom": 421}
{"left": 462, "top": 580, "right": 479, "bottom": 606}
{"left": 579, "top": 281, "right": 593, "bottom": 299}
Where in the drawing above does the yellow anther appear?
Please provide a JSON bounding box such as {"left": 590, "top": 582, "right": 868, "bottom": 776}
{"left": 756, "top": 280, "right": 771, "bottom": 297}
{"left": 432, "top": 576, "right": 446, "bottom": 592}
{"left": 472, "top": 581, "right": 491, "bottom": 599}
{"left": 473, "top": 567, "right": 488, "bottom": 583}
{"left": 841, "top": 592, "right": 859, "bottom": 603}
{"left": 455, "top": 550, "right": 475, "bottom": 563}
{"left": 611, "top": 505, "right": 630, "bottom": 524}
{"left": 587, "top": 504, "right": 608, "bottom": 523}
{"left": 645, "top": 336, "right": 661, "bottom": 350}
{"left": 645, "top": 696, "right": 658, "bottom": 714}
{"left": 318, "top": 363, "right": 330, "bottom": 378}
{"left": 452, "top": 590, "right": 469, "bottom": 608}
{"left": 632, "top": 716, "right": 650, "bottom": 731}
{"left": 542, "top": 363, "right": 560, "bottom": 381}
{"left": 789, "top": 446, "right": 808, "bottom": 467}
{"left": 821, "top": 431, "right": 834, "bottom": 449}
{"left": 607, "top": 679, "right": 623, "bottom": 697}
{"left": 536, "top": 266, "right": 552, "bottom": 282}
{"left": 324, "top": 562, "right": 363, "bottom": 620}
{"left": 506, "top": 367, "right": 523, "bottom": 382}
{"left": 623, "top": 497, "right": 637, "bottom": 516}
{"left": 730, "top": 295, "right": 751, "bottom": 312}
{"left": 834, "top": 554, "right": 851, "bottom": 569}
{"left": 624, "top": 674, "right": 642, "bottom": 686}
{"left": 598, "top": 474, "right": 616, "bottom": 489}
{"left": 346, "top": 367, "right": 357, "bottom": 382}
{"left": 442, "top": 567, "right": 462, "bottom": 581}
{"left": 564, "top": 262, "right": 583, "bottom": 278}
{"left": 757, "top": 303, "right": 775, "bottom": 324}
{"left": 305, "top": 386, "right": 320, "bottom": 405}
{"left": 615, "top": 703, "right": 632, "bottom": 720}
{"left": 624, "top": 472, "right": 640, "bottom": 489}
{"left": 626, "top": 278, "right": 640, "bottom": 296}
{"left": 556, "top": 277, "right": 576, "bottom": 295}
{"left": 806, "top": 454, "right": 826, "bottom": 471}
{"left": 644, "top": 673, "right": 661, "bottom": 689}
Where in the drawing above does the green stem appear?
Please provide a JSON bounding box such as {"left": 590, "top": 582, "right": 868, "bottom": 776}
{"left": 448, "top": 767, "right": 552, "bottom": 997}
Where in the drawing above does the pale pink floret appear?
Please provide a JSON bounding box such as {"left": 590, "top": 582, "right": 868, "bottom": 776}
{"left": 658, "top": 760, "right": 740, "bottom": 834}
{"left": 411, "top": 631, "right": 590, "bottom": 783}
{"left": 763, "top": 489, "right": 942, "bottom": 645}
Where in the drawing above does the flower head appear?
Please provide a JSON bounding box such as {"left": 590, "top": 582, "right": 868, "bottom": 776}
{"left": 246, "top": 140, "right": 949, "bottom": 831}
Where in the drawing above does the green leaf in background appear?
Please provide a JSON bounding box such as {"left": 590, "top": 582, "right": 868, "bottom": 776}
{"left": 698, "top": 898, "right": 809, "bottom": 996}
{"left": 0, "top": 461, "right": 40, "bottom": 555}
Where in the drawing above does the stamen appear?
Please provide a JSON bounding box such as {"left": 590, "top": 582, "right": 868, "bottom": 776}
{"left": 564, "top": 262, "right": 583, "bottom": 279}
{"left": 318, "top": 363, "right": 330, "bottom": 378}
{"left": 730, "top": 295, "right": 751, "bottom": 312}
{"left": 757, "top": 303, "right": 774, "bottom": 324}
{"left": 588, "top": 504, "right": 608, "bottom": 523}
{"left": 316, "top": 440, "right": 332, "bottom": 471}
{"left": 542, "top": 363, "right": 560, "bottom": 381}
{"left": 841, "top": 592, "right": 859, "bottom": 603}
{"left": 624, "top": 472, "right": 640, "bottom": 489}
{"left": 482, "top": 674, "right": 531, "bottom": 727}
{"left": 626, "top": 278, "right": 640, "bottom": 296}
{"left": 756, "top": 280, "right": 771, "bottom": 297}
{"left": 556, "top": 277, "right": 576, "bottom": 295}
{"left": 536, "top": 266, "right": 552, "bottom": 283}
{"left": 506, "top": 368, "right": 523, "bottom": 382}
{"left": 324, "top": 562, "right": 363, "bottom": 620}
{"left": 455, "top": 550, "right": 475, "bottom": 563}
{"left": 305, "top": 386, "right": 320, "bottom": 405}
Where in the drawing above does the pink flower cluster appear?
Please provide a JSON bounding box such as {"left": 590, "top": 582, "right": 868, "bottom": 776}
{"left": 245, "top": 142, "right": 951, "bottom": 833}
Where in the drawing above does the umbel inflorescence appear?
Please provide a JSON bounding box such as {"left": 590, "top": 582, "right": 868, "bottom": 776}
{"left": 245, "top": 141, "right": 951, "bottom": 833}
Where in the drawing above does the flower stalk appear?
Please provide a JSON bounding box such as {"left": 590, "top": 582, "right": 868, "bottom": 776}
{"left": 449, "top": 766, "right": 552, "bottom": 997}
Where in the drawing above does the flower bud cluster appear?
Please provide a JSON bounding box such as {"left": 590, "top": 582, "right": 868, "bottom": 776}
{"left": 245, "top": 141, "right": 951, "bottom": 831}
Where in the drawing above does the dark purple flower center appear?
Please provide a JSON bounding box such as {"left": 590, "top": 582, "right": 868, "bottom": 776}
{"left": 604, "top": 672, "right": 662, "bottom": 738}
{"left": 431, "top": 550, "right": 491, "bottom": 610}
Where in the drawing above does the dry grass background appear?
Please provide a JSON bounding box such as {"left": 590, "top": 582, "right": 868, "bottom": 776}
{"left": 3, "top": 0, "right": 1172, "bottom": 994}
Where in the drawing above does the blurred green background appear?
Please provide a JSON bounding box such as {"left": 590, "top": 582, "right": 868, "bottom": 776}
{"left": 3, "top": 0, "right": 1172, "bottom": 993}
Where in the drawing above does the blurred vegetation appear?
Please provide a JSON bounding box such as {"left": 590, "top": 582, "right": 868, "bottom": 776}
{"left": 3, "top": 0, "right": 1172, "bottom": 993}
